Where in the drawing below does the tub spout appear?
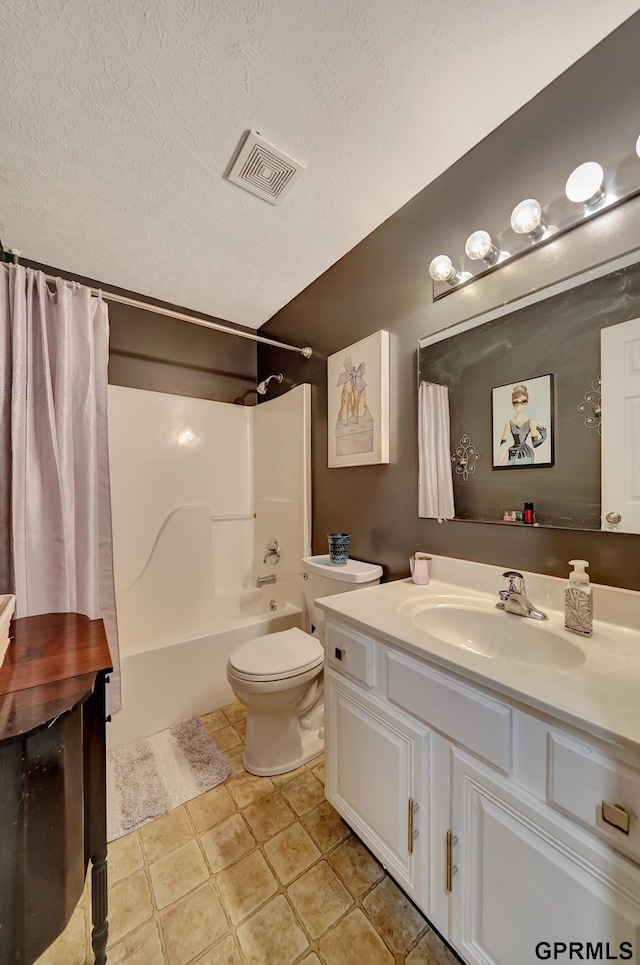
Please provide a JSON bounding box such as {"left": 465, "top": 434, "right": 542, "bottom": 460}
{"left": 256, "top": 574, "right": 276, "bottom": 587}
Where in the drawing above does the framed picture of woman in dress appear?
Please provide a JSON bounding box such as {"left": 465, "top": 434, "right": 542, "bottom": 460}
{"left": 492, "top": 374, "right": 554, "bottom": 469}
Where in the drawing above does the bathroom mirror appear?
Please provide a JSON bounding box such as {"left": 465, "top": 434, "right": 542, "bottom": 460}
{"left": 418, "top": 247, "right": 640, "bottom": 531}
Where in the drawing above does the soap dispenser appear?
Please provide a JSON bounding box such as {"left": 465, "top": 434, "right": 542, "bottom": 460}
{"left": 564, "top": 560, "right": 593, "bottom": 637}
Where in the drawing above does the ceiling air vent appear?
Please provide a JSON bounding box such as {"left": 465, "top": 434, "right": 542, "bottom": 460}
{"left": 226, "top": 131, "right": 305, "bottom": 205}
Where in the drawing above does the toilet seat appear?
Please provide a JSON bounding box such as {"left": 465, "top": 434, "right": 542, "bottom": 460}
{"left": 228, "top": 627, "right": 323, "bottom": 683}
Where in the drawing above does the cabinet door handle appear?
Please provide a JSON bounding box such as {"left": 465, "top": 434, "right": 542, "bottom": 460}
{"left": 334, "top": 647, "right": 345, "bottom": 661}
{"left": 602, "top": 801, "right": 630, "bottom": 835}
{"left": 445, "top": 830, "right": 459, "bottom": 893}
{"left": 408, "top": 799, "right": 418, "bottom": 854}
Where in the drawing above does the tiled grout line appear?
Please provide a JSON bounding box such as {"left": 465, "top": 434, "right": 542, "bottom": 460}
{"left": 116, "top": 761, "right": 323, "bottom": 959}
{"left": 154, "top": 704, "right": 243, "bottom": 962}
{"left": 41, "top": 700, "right": 457, "bottom": 965}
{"left": 108, "top": 703, "right": 274, "bottom": 963}
{"left": 195, "top": 746, "right": 416, "bottom": 961}
{"left": 200, "top": 706, "right": 450, "bottom": 965}
{"left": 199, "top": 775, "right": 318, "bottom": 960}
{"left": 142, "top": 723, "right": 424, "bottom": 963}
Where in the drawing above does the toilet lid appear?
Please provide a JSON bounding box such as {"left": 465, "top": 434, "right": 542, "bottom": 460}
{"left": 228, "top": 627, "right": 323, "bottom": 679}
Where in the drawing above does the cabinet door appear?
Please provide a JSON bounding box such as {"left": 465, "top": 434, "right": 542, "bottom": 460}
{"left": 451, "top": 749, "right": 640, "bottom": 965}
{"left": 325, "top": 668, "right": 429, "bottom": 906}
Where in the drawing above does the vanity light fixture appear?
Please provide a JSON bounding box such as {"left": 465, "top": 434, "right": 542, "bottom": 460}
{"left": 429, "top": 255, "right": 464, "bottom": 287}
{"left": 565, "top": 161, "right": 605, "bottom": 206}
{"left": 430, "top": 133, "right": 640, "bottom": 301}
{"left": 464, "top": 230, "right": 504, "bottom": 267}
{"left": 510, "top": 199, "right": 549, "bottom": 241}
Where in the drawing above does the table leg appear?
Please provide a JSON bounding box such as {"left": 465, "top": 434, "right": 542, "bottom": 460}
{"left": 91, "top": 848, "right": 108, "bottom": 964}
{"left": 84, "top": 670, "right": 110, "bottom": 964}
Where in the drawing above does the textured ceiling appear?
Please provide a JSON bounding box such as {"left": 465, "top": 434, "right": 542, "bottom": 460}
{"left": 1, "top": 0, "right": 638, "bottom": 329}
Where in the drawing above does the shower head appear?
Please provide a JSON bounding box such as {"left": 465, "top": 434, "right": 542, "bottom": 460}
{"left": 256, "top": 373, "right": 284, "bottom": 395}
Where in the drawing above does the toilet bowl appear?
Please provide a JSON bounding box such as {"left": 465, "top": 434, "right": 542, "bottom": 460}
{"left": 226, "top": 555, "right": 382, "bottom": 776}
{"left": 226, "top": 627, "right": 324, "bottom": 776}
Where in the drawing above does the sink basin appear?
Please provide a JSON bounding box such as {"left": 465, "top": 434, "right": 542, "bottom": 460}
{"left": 407, "top": 603, "right": 586, "bottom": 669}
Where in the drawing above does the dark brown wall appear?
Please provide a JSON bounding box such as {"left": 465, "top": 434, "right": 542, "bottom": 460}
{"left": 259, "top": 13, "right": 640, "bottom": 590}
{"left": 21, "top": 259, "right": 257, "bottom": 404}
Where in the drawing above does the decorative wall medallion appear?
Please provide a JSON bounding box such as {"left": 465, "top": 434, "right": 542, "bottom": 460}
{"left": 451, "top": 434, "right": 480, "bottom": 482}
{"left": 578, "top": 376, "right": 601, "bottom": 435}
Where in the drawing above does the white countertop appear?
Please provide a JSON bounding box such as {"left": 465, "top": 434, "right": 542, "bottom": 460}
{"left": 316, "top": 558, "right": 640, "bottom": 756}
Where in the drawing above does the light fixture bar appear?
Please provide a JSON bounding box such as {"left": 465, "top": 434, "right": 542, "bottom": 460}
{"left": 430, "top": 138, "right": 640, "bottom": 300}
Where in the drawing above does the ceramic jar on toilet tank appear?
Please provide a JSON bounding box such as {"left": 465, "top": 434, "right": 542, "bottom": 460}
{"left": 226, "top": 554, "right": 382, "bottom": 776}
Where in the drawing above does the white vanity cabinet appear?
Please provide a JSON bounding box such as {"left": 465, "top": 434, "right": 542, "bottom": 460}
{"left": 325, "top": 668, "right": 429, "bottom": 907}
{"left": 451, "top": 750, "right": 640, "bottom": 965}
{"left": 324, "top": 616, "right": 640, "bottom": 965}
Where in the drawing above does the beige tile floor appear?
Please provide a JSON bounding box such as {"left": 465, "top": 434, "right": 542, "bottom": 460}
{"left": 36, "top": 701, "right": 461, "bottom": 965}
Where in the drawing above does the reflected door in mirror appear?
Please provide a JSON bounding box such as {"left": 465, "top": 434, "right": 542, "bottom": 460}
{"left": 601, "top": 316, "right": 640, "bottom": 533}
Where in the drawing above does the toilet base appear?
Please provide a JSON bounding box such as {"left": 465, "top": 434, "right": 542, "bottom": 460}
{"left": 242, "top": 716, "right": 324, "bottom": 777}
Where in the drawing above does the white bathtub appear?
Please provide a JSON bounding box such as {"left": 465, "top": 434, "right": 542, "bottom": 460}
{"left": 107, "top": 595, "right": 303, "bottom": 749}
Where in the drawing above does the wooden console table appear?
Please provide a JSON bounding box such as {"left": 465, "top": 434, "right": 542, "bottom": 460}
{"left": 0, "top": 613, "right": 113, "bottom": 965}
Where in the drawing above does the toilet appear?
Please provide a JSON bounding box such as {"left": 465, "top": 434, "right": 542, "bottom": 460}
{"left": 226, "top": 554, "right": 382, "bottom": 776}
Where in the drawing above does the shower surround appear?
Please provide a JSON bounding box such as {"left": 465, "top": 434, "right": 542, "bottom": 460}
{"left": 106, "top": 384, "right": 310, "bottom": 748}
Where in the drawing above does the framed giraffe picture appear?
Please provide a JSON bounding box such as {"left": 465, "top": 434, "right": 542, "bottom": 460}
{"left": 327, "top": 330, "right": 389, "bottom": 467}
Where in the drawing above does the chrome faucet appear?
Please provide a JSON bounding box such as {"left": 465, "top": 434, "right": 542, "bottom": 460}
{"left": 496, "top": 570, "right": 548, "bottom": 621}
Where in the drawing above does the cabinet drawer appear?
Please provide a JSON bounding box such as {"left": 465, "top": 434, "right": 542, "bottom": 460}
{"left": 548, "top": 732, "right": 640, "bottom": 861}
{"left": 325, "top": 622, "right": 375, "bottom": 687}
{"left": 387, "top": 651, "right": 512, "bottom": 772}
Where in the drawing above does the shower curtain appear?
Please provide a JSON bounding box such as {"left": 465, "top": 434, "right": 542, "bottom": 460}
{"left": 0, "top": 265, "right": 121, "bottom": 712}
{"left": 418, "top": 380, "right": 455, "bottom": 521}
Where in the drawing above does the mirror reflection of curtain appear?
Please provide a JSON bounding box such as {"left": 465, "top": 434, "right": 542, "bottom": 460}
{"left": 0, "top": 265, "right": 121, "bottom": 712}
{"left": 418, "top": 381, "right": 455, "bottom": 520}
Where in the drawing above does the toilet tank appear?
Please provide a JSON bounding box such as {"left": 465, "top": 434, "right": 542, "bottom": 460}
{"left": 301, "top": 555, "right": 383, "bottom": 641}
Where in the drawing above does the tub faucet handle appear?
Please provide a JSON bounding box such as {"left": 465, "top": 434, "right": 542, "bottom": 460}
{"left": 264, "top": 539, "right": 280, "bottom": 564}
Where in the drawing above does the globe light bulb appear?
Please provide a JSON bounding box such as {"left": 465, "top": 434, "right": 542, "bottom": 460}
{"left": 636, "top": 134, "right": 640, "bottom": 158}
{"left": 465, "top": 230, "right": 499, "bottom": 266}
{"left": 429, "top": 255, "right": 459, "bottom": 285}
{"left": 565, "top": 161, "right": 605, "bottom": 205}
{"left": 510, "top": 199, "right": 546, "bottom": 240}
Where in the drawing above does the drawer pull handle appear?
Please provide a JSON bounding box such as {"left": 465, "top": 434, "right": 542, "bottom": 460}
{"left": 602, "top": 801, "right": 630, "bottom": 835}
{"left": 408, "top": 799, "right": 418, "bottom": 854}
{"left": 334, "top": 647, "right": 345, "bottom": 661}
{"left": 445, "top": 830, "right": 458, "bottom": 892}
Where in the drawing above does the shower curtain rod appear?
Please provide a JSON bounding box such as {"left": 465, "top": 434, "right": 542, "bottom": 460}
{"left": 1, "top": 261, "right": 312, "bottom": 357}
{"left": 46, "top": 274, "right": 314, "bottom": 358}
